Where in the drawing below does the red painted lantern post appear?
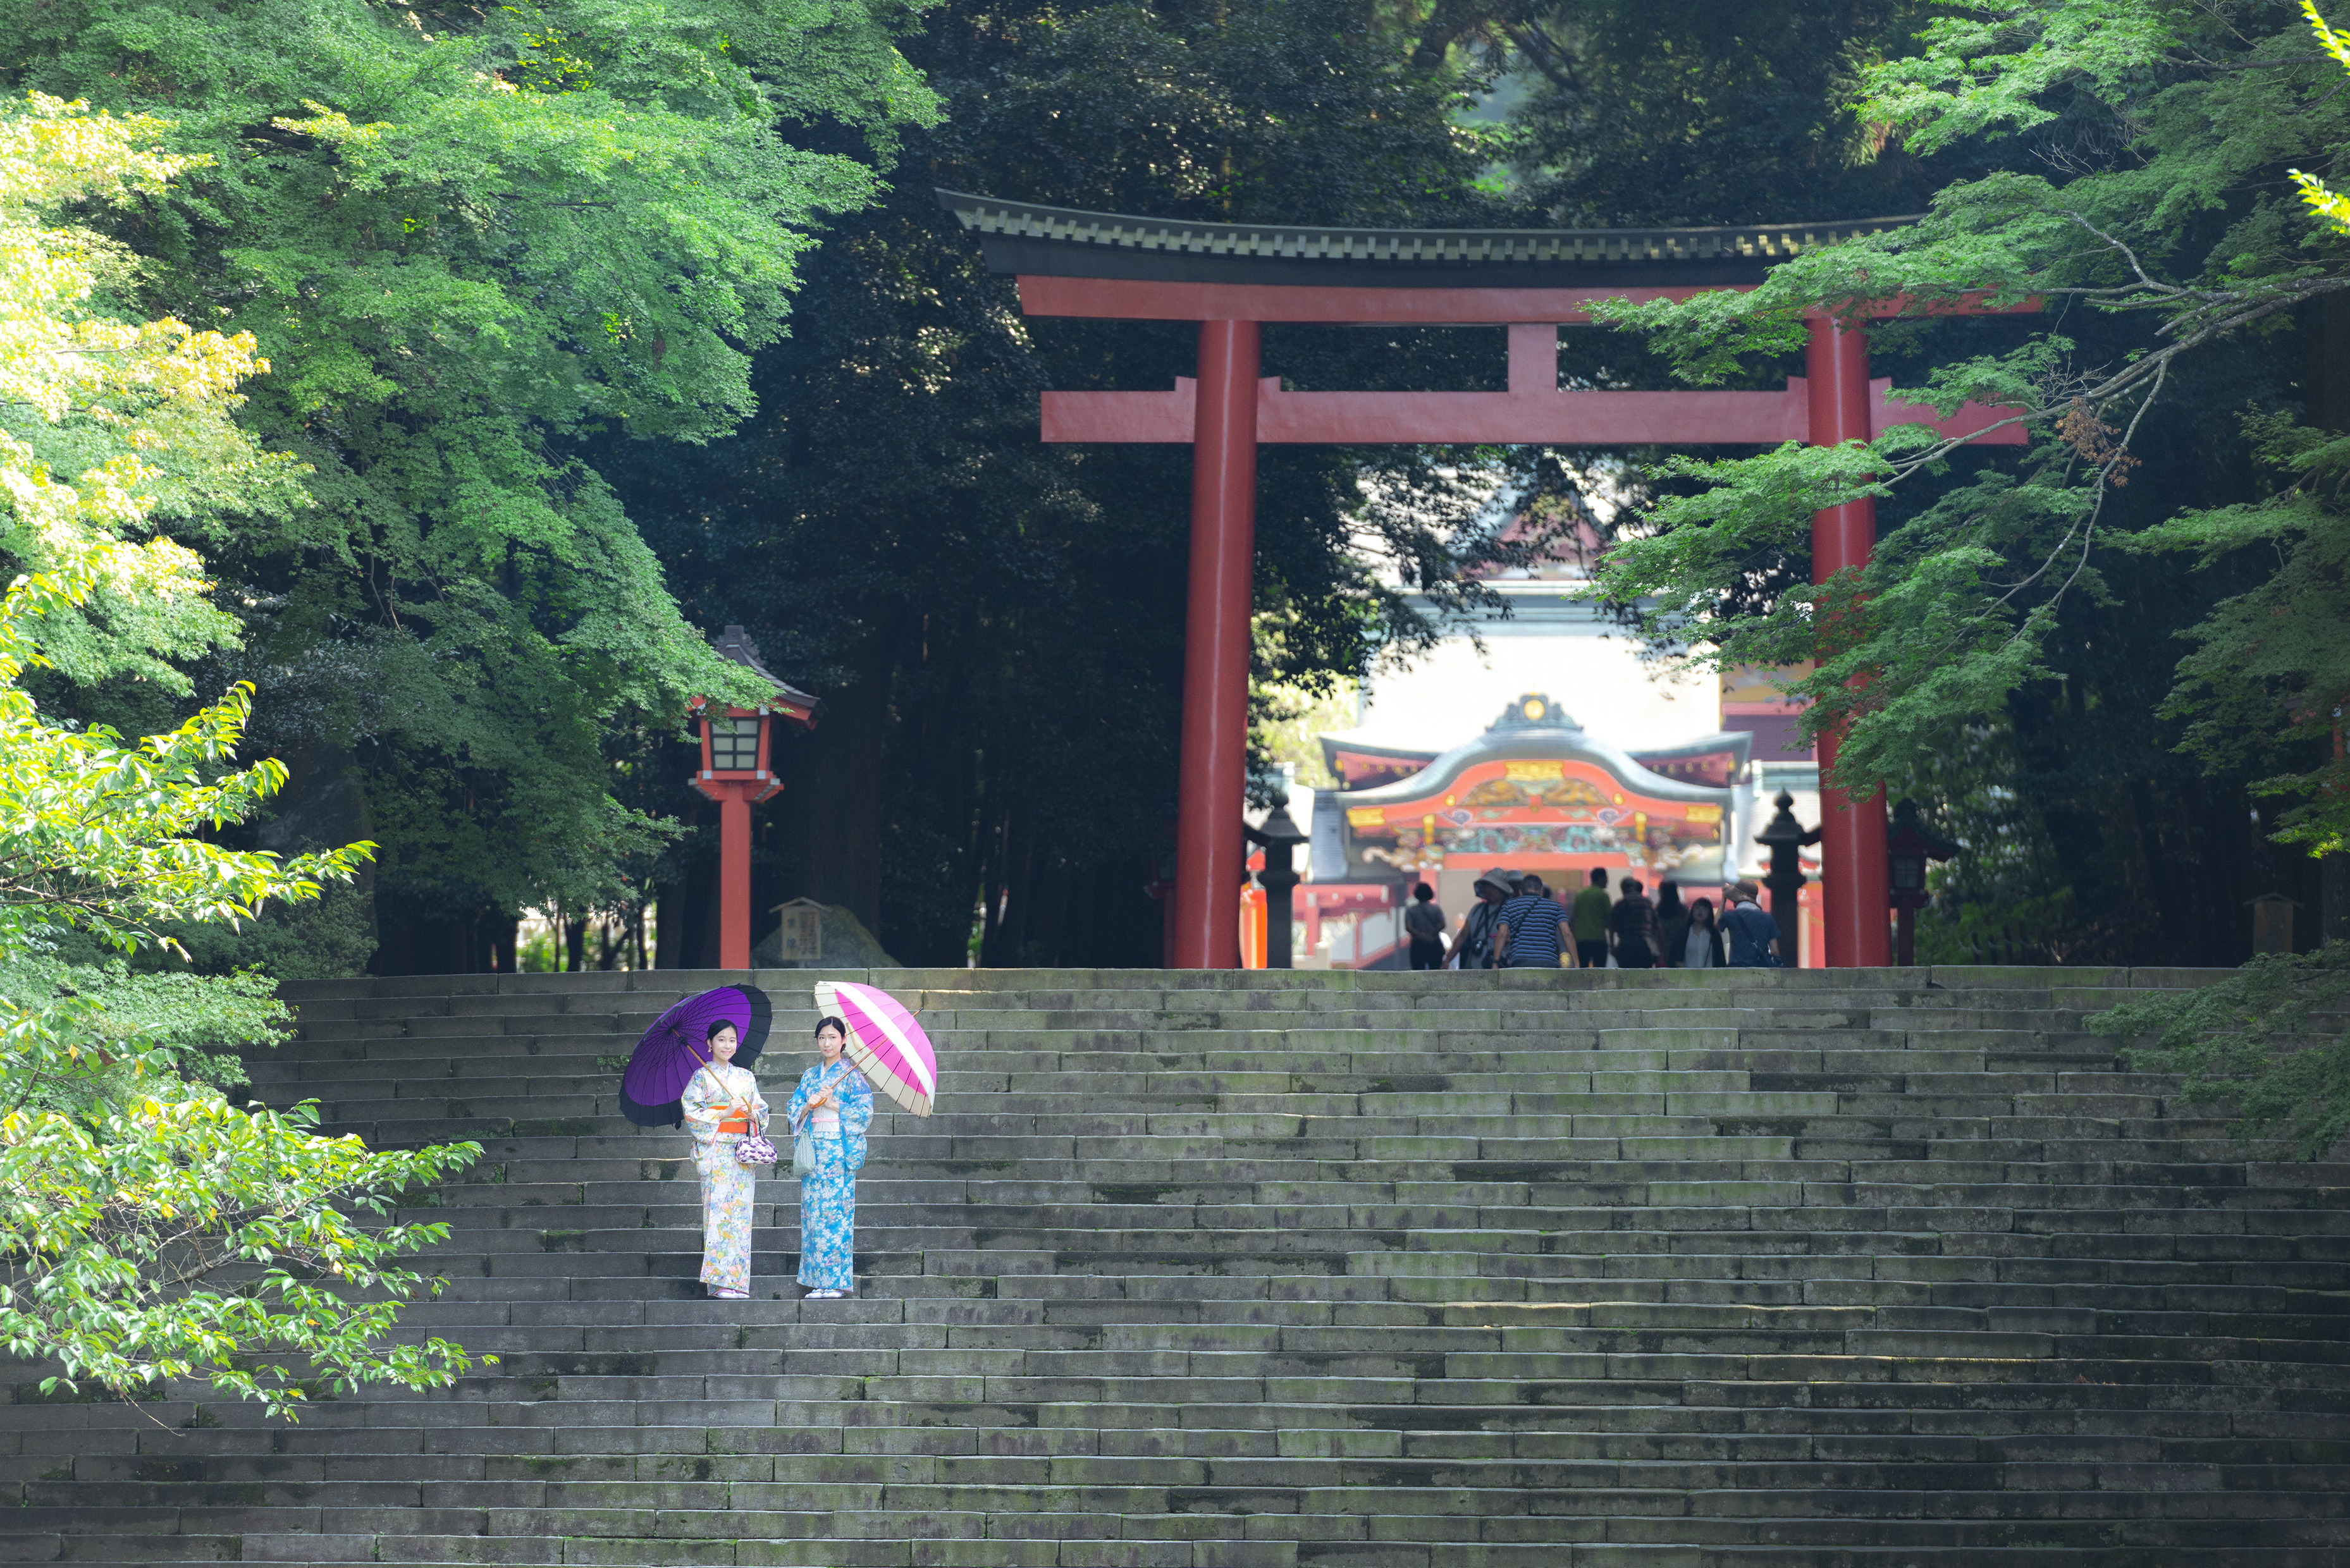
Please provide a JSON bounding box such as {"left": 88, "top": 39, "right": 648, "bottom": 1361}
{"left": 689, "top": 627, "right": 820, "bottom": 971}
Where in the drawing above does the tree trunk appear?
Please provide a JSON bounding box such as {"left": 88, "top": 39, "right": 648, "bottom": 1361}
{"left": 774, "top": 620, "right": 895, "bottom": 933}
{"left": 655, "top": 890, "right": 682, "bottom": 969}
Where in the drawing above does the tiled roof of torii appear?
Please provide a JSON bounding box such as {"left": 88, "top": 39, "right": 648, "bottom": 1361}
{"left": 937, "top": 190, "right": 1922, "bottom": 288}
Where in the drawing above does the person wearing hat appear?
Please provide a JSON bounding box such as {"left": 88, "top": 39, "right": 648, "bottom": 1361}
{"left": 1450, "top": 868, "right": 1517, "bottom": 970}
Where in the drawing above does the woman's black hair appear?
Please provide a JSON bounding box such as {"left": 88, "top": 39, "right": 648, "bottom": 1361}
{"left": 814, "top": 1015, "right": 848, "bottom": 1041}
{"left": 704, "top": 1018, "right": 739, "bottom": 1043}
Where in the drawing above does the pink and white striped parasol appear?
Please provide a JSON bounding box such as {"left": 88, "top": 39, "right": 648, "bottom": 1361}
{"left": 810, "top": 981, "right": 938, "bottom": 1117}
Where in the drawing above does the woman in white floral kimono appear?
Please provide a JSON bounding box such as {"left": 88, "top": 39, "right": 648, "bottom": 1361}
{"left": 679, "top": 1019, "right": 768, "bottom": 1300}
{"left": 786, "top": 1017, "right": 873, "bottom": 1299}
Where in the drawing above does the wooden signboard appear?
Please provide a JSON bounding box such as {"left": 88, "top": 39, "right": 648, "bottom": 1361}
{"left": 769, "top": 898, "right": 823, "bottom": 964}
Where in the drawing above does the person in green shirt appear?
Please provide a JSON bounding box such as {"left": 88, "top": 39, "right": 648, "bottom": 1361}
{"left": 1568, "top": 867, "right": 1613, "bottom": 969}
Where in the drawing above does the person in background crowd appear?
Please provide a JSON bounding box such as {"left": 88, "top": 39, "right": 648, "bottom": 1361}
{"left": 1404, "top": 882, "right": 1448, "bottom": 970}
{"left": 1608, "top": 877, "right": 1662, "bottom": 969}
{"left": 1655, "top": 880, "right": 1689, "bottom": 967}
{"left": 1494, "top": 874, "right": 1566, "bottom": 969}
{"left": 1451, "top": 869, "right": 1516, "bottom": 970}
{"left": 1680, "top": 897, "right": 1723, "bottom": 969}
{"left": 1722, "top": 880, "right": 1783, "bottom": 968}
{"left": 1569, "top": 867, "right": 1613, "bottom": 969}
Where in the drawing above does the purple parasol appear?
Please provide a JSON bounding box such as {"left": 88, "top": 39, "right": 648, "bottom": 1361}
{"left": 618, "top": 985, "right": 773, "bottom": 1127}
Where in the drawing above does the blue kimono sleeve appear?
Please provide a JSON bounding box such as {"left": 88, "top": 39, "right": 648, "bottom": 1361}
{"left": 839, "top": 1070, "right": 874, "bottom": 1171}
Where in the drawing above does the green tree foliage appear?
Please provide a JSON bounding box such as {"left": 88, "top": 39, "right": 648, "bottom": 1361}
{"left": 1547, "top": 0, "right": 2350, "bottom": 917}
{"left": 1, "top": 103, "right": 480, "bottom": 1414}
{"left": 0, "top": 0, "right": 941, "bottom": 970}
{"left": 0, "top": 96, "right": 300, "bottom": 686}
{"left": 2145, "top": 410, "right": 2350, "bottom": 859}
{"left": 604, "top": 0, "right": 1518, "bottom": 965}
{"left": 2127, "top": 1, "right": 2350, "bottom": 863}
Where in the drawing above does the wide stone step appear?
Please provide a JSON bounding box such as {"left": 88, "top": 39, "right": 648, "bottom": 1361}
{"left": 16, "top": 966, "right": 2341, "bottom": 1568}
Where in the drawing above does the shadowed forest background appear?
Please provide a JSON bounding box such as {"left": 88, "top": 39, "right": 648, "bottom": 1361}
{"left": 8, "top": 0, "right": 2345, "bottom": 974}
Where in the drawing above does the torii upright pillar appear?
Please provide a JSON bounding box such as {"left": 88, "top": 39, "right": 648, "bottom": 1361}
{"left": 1171, "top": 321, "right": 1262, "bottom": 969}
{"left": 1806, "top": 318, "right": 1893, "bottom": 969}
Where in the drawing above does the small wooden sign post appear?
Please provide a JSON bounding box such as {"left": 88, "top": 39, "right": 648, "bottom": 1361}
{"left": 769, "top": 898, "right": 824, "bottom": 965}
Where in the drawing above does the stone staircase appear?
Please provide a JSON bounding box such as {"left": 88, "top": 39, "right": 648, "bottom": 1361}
{"left": 6, "top": 965, "right": 2349, "bottom": 1567}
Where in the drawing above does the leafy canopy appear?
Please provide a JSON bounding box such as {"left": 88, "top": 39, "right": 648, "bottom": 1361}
{"left": 1574, "top": 0, "right": 2350, "bottom": 859}
{"left": 0, "top": 0, "right": 942, "bottom": 953}
{"left": 0, "top": 99, "right": 480, "bottom": 1417}
{"left": 0, "top": 94, "right": 305, "bottom": 690}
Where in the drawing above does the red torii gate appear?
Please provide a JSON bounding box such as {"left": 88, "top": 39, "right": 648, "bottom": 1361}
{"left": 940, "top": 192, "right": 2023, "bottom": 971}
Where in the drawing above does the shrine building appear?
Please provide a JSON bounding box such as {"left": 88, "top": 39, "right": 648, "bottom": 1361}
{"left": 1287, "top": 691, "right": 1833, "bottom": 968}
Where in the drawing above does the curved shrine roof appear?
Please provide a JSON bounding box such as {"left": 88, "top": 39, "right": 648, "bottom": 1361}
{"left": 937, "top": 190, "right": 1921, "bottom": 290}
{"left": 1338, "top": 694, "right": 1728, "bottom": 811}
{"left": 1322, "top": 728, "right": 1756, "bottom": 792}
{"left": 1307, "top": 694, "right": 1740, "bottom": 884}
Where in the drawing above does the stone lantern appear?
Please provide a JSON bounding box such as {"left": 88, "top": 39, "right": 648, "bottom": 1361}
{"left": 1886, "top": 798, "right": 1958, "bottom": 966}
{"left": 1246, "top": 795, "right": 1309, "bottom": 969}
{"left": 1754, "top": 791, "right": 1821, "bottom": 968}
{"left": 689, "top": 626, "right": 819, "bottom": 971}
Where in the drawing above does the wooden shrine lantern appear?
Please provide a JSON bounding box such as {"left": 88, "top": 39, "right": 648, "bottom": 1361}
{"left": 689, "top": 625, "right": 820, "bottom": 970}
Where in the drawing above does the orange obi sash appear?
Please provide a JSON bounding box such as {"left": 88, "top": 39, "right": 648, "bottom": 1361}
{"left": 717, "top": 1115, "right": 752, "bottom": 1135}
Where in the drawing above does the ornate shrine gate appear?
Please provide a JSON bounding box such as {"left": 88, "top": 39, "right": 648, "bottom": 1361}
{"left": 941, "top": 192, "right": 2024, "bottom": 970}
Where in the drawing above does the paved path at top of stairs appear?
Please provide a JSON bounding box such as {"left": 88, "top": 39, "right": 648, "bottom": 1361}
{"left": 6, "top": 965, "right": 2348, "bottom": 1568}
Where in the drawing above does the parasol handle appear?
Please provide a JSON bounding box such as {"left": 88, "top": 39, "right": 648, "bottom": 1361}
{"left": 677, "top": 1030, "right": 754, "bottom": 1119}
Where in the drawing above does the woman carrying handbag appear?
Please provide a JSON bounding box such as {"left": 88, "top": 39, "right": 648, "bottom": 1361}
{"left": 679, "top": 1019, "right": 772, "bottom": 1300}
{"left": 787, "top": 1017, "right": 875, "bottom": 1299}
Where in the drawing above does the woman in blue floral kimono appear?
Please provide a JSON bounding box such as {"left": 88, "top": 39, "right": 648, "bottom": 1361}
{"left": 786, "top": 1017, "right": 873, "bottom": 1299}
{"left": 679, "top": 1020, "right": 768, "bottom": 1300}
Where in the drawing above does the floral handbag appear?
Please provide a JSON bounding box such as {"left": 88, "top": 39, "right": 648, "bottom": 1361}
{"left": 706, "top": 1069, "right": 774, "bottom": 1166}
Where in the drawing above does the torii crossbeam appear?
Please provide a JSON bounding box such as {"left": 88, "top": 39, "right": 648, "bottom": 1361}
{"left": 940, "top": 191, "right": 2026, "bottom": 970}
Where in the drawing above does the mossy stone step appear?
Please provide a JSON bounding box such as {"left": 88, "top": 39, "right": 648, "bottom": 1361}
{"left": 11, "top": 966, "right": 2344, "bottom": 1567}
